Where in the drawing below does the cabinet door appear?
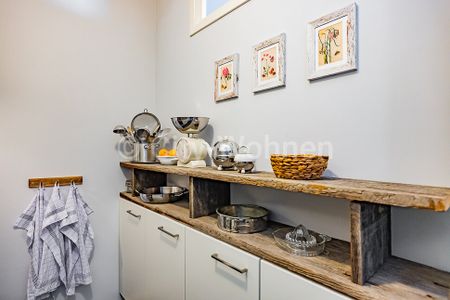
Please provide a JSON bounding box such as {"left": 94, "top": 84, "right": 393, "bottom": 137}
{"left": 119, "top": 200, "right": 149, "bottom": 300}
{"left": 185, "top": 227, "right": 260, "bottom": 300}
{"left": 261, "top": 260, "right": 350, "bottom": 300}
{"left": 145, "top": 210, "right": 186, "bottom": 300}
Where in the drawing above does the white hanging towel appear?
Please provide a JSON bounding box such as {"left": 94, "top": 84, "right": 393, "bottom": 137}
{"left": 41, "top": 184, "right": 68, "bottom": 288}
{"left": 14, "top": 188, "right": 61, "bottom": 300}
{"left": 60, "top": 184, "right": 94, "bottom": 296}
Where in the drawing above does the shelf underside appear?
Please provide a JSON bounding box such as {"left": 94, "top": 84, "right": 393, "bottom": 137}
{"left": 120, "top": 192, "right": 450, "bottom": 300}
{"left": 120, "top": 162, "right": 450, "bottom": 212}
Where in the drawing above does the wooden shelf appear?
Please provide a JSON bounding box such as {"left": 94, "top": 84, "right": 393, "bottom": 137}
{"left": 120, "top": 162, "right": 450, "bottom": 212}
{"left": 120, "top": 162, "right": 450, "bottom": 294}
{"left": 120, "top": 192, "right": 450, "bottom": 300}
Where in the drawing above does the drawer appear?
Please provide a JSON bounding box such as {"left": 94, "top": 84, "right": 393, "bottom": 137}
{"left": 185, "top": 227, "right": 260, "bottom": 300}
{"left": 145, "top": 209, "right": 186, "bottom": 300}
{"left": 119, "top": 200, "right": 150, "bottom": 300}
{"left": 261, "top": 260, "right": 350, "bottom": 300}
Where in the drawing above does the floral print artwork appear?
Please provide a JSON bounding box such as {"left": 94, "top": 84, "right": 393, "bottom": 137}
{"left": 308, "top": 4, "right": 356, "bottom": 80}
{"left": 317, "top": 19, "right": 343, "bottom": 66}
{"left": 253, "top": 34, "right": 285, "bottom": 92}
{"left": 259, "top": 45, "right": 278, "bottom": 81}
{"left": 214, "top": 54, "right": 238, "bottom": 101}
{"left": 219, "top": 62, "right": 233, "bottom": 94}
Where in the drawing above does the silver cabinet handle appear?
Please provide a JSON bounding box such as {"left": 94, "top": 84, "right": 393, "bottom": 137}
{"left": 126, "top": 210, "right": 141, "bottom": 219}
{"left": 157, "top": 226, "right": 179, "bottom": 239}
{"left": 211, "top": 253, "right": 248, "bottom": 274}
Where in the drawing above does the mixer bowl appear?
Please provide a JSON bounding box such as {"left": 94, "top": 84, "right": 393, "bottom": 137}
{"left": 171, "top": 117, "right": 210, "bottom": 135}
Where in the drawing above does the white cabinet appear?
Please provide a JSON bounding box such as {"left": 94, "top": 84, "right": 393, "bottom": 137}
{"left": 145, "top": 209, "right": 185, "bottom": 300}
{"left": 120, "top": 199, "right": 349, "bottom": 300}
{"left": 260, "top": 260, "right": 350, "bottom": 300}
{"left": 185, "top": 227, "right": 260, "bottom": 300}
{"left": 119, "top": 199, "right": 185, "bottom": 300}
{"left": 119, "top": 199, "right": 149, "bottom": 300}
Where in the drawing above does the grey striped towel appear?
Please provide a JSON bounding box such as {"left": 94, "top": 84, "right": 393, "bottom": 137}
{"left": 60, "top": 184, "right": 94, "bottom": 296}
{"left": 14, "top": 187, "right": 61, "bottom": 300}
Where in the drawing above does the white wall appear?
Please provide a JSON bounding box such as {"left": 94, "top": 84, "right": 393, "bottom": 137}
{"left": 0, "top": 0, "right": 157, "bottom": 298}
{"left": 155, "top": 0, "right": 450, "bottom": 271}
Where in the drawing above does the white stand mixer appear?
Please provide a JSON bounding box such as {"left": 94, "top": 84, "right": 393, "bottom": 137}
{"left": 171, "top": 117, "right": 211, "bottom": 168}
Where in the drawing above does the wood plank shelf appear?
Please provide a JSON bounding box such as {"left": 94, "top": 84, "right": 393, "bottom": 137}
{"left": 120, "top": 162, "right": 450, "bottom": 212}
{"left": 120, "top": 192, "right": 450, "bottom": 300}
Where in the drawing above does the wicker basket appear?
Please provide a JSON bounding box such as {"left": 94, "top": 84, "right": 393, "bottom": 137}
{"left": 270, "top": 154, "right": 329, "bottom": 180}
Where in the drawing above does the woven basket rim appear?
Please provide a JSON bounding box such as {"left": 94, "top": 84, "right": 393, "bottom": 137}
{"left": 270, "top": 154, "right": 329, "bottom": 159}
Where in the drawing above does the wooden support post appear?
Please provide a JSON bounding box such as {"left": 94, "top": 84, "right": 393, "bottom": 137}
{"left": 350, "top": 201, "right": 391, "bottom": 285}
{"left": 189, "top": 177, "right": 230, "bottom": 218}
{"left": 132, "top": 169, "right": 167, "bottom": 195}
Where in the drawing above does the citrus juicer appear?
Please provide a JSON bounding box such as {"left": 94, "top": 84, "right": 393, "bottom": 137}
{"left": 171, "top": 117, "right": 211, "bottom": 168}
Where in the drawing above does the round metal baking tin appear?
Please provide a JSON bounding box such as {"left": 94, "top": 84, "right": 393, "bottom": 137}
{"left": 216, "top": 204, "right": 269, "bottom": 234}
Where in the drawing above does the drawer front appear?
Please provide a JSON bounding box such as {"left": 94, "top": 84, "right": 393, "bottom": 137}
{"left": 145, "top": 210, "right": 186, "bottom": 300}
{"left": 261, "top": 260, "right": 350, "bottom": 300}
{"left": 185, "top": 227, "right": 259, "bottom": 300}
{"left": 119, "top": 200, "right": 149, "bottom": 300}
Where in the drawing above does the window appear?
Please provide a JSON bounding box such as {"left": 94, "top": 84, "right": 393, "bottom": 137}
{"left": 190, "top": 0, "right": 250, "bottom": 36}
{"left": 206, "top": 0, "right": 230, "bottom": 15}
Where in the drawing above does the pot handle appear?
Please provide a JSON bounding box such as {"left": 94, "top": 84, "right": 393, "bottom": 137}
{"left": 174, "top": 189, "right": 189, "bottom": 197}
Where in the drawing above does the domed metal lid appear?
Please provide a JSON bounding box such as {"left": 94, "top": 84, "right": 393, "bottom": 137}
{"left": 212, "top": 139, "right": 239, "bottom": 157}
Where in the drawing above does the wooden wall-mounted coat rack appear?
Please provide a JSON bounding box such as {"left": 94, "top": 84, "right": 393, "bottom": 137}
{"left": 28, "top": 176, "right": 83, "bottom": 188}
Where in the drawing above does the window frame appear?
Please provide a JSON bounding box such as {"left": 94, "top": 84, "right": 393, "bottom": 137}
{"left": 190, "top": 0, "right": 250, "bottom": 36}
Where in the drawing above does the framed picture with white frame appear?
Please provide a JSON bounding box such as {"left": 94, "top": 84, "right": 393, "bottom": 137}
{"left": 214, "top": 54, "right": 239, "bottom": 102}
{"left": 307, "top": 3, "right": 357, "bottom": 80}
{"left": 253, "top": 33, "right": 286, "bottom": 93}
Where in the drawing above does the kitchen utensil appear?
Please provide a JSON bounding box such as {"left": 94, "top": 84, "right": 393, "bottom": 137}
{"left": 126, "top": 126, "right": 137, "bottom": 143}
{"left": 171, "top": 117, "right": 211, "bottom": 168}
{"left": 157, "top": 156, "right": 178, "bottom": 165}
{"left": 171, "top": 117, "right": 210, "bottom": 137}
{"left": 131, "top": 109, "right": 161, "bottom": 136}
{"left": 270, "top": 154, "right": 329, "bottom": 180}
{"left": 216, "top": 204, "right": 269, "bottom": 234}
{"left": 113, "top": 125, "right": 127, "bottom": 135}
{"left": 113, "top": 125, "right": 136, "bottom": 143}
{"left": 156, "top": 128, "right": 171, "bottom": 138}
{"left": 212, "top": 139, "right": 239, "bottom": 171}
{"left": 138, "top": 186, "right": 188, "bottom": 204}
{"left": 153, "top": 128, "right": 172, "bottom": 145}
{"left": 272, "top": 224, "right": 331, "bottom": 256}
{"left": 135, "top": 128, "right": 152, "bottom": 143}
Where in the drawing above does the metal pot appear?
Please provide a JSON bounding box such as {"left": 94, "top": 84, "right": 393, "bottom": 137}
{"left": 134, "top": 143, "right": 159, "bottom": 163}
{"left": 216, "top": 204, "right": 269, "bottom": 234}
{"left": 212, "top": 139, "right": 239, "bottom": 170}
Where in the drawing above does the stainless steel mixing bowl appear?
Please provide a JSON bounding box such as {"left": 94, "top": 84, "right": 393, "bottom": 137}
{"left": 171, "top": 117, "right": 210, "bottom": 136}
